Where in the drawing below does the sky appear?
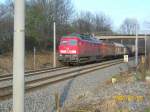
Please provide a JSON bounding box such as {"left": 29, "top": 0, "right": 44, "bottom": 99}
{"left": 0, "top": 0, "right": 150, "bottom": 32}
{"left": 73, "top": 0, "right": 150, "bottom": 32}
{"left": 0, "top": 0, "right": 5, "bottom": 3}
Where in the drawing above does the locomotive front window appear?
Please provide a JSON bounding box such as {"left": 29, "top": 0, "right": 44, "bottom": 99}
{"left": 69, "top": 40, "right": 77, "bottom": 45}
{"left": 60, "top": 40, "right": 68, "bottom": 45}
{"left": 60, "top": 40, "right": 77, "bottom": 46}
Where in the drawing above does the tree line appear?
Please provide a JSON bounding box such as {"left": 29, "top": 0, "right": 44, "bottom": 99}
{"left": 0, "top": 0, "right": 139, "bottom": 53}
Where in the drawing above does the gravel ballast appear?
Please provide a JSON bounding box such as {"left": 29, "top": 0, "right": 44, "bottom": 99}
{"left": 0, "top": 59, "right": 147, "bottom": 112}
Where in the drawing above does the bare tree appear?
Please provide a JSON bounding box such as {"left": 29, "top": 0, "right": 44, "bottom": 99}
{"left": 72, "top": 11, "right": 95, "bottom": 33}
{"left": 0, "top": 0, "right": 114, "bottom": 52}
{"left": 25, "top": 0, "right": 74, "bottom": 49}
{"left": 0, "top": 0, "right": 74, "bottom": 51}
{"left": 120, "top": 18, "right": 140, "bottom": 35}
{"left": 72, "top": 11, "right": 113, "bottom": 34}
{"left": 94, "top": 13, "right": 112, "bottom": 34}
{"left": 0, "top": 0, "right": 13, "bottom": 52}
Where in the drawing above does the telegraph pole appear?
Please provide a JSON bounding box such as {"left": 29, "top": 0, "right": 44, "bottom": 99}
{"left": 53, "top": 0, "right": 56, "bottom": 68}
{"left": 53, "top": 22, "right": 56, "bottom": 68}
{"left": 135, "top": 24, "right": 138, "bottom": 66}
{"left": 13, "top": 0, "right": 25, "bottom": 111}
{"left": 145, "top": 33, "right": 147, "bottom": 58}
{"left": 143, "top": 21, "right": 150, "bottom": 59}
{"left": 34, "top": 47, "right": 36, "bottom": 69}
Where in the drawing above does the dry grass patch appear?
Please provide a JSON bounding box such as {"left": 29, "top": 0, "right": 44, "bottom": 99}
{"left": 63, "top": 98, "right": 132, "bottom": 112}
{"left": 0, "top": 53, "right": 13, "bottom": 74}
{"left": 0, "top": 51, "right": 62, "bottom": 75}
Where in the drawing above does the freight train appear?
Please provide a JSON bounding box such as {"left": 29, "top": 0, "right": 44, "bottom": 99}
{"left": 58, "top": 33, "right": 144, "bottom": 65}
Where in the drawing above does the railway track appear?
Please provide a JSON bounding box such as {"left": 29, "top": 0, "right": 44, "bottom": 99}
{"left": 0, "top": 58, "right": 130, "bottom": 101}
{"left": 0, "top": 66, "right": 69, "bottom": 81}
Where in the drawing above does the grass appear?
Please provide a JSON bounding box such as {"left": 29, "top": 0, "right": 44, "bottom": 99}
{"left": 144, "top": 107, "right": 150, "bottom": 112}
{"left": 0, "top": 51, "right": 62, "bottom": 74}
{"left": 54, "top": 92, "right": 61, "bottom": 112}
{"left": 112, "top": 56, "right": 150, "bottom": 83}
{"left": 135, "top": 56, "right": 150, "bottom": 81}
{"left": 63, "top": 99, "right": 133, "bottom": 112}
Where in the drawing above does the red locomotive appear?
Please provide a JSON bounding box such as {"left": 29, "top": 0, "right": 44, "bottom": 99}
{"left": 58, "top": 33, "right": 127, "bottom": 64}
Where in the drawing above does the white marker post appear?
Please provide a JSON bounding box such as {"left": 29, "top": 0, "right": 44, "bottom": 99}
{"left": 53, "top": 22, "right": 56, "bottom": 68}
{"left": 124, "top": 55, "right": 128, "bottom": 63}
{"left": 33, "top": 47, "right": 36, "bottom": 69}
{"left": 13, "top": 0, "right": 25, "bottom": 111}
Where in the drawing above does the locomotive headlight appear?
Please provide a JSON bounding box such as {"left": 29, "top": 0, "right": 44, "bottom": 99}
{"left": 71, "top": 50, "right": 76, "bottom": 53}
{"left": 60, "top": 50, "right": 66, "bottom": 53}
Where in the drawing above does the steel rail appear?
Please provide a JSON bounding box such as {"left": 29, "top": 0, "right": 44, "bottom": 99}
{"left": 0, "top": 59, "right": 125, "bottom": 101}
{"left": 0, "top": 66, "right": 69, "bottom": 81}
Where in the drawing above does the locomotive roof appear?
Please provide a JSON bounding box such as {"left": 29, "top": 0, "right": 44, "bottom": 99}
{"left": 113, "top": 42, "right": 125, "bottom": 47}
{"left": 62, "top": 33, "right": 101, "bottom": 43}
{"left": 63, "top": 33, "right": 91, "bottom": 39}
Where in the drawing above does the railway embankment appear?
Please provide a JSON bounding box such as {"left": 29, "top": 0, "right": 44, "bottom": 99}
{"left": 0, "top": 57, "right": 149, "bottom": 112}
{"left": 62, "top": 58, "right": 150, "bottom": 112}
{"left": 63, "top": 79, "right": 150, "bottom": 112}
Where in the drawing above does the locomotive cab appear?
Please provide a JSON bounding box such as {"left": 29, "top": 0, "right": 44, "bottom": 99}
{"left": 58, "top": 37, "right": 79, "bottom": 63}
